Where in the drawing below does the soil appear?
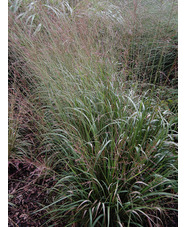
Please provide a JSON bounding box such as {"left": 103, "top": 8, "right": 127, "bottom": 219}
{"left": 8, "top": 159, "right": 60, "bottom": 227}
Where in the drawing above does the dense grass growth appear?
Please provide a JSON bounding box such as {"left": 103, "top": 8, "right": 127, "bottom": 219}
{"left": 39, "top": 82, "right": 177, "bottom": 226}
{"left": 9, "top": 0, "right": 178, "bottom": 226}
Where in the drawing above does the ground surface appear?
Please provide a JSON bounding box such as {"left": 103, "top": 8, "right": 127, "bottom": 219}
{"left": 8, "top": 159, "right": 61, "bottom": 227}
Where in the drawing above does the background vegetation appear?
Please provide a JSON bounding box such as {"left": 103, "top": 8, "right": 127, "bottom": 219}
{"left": 8, "top": 0, "right": 178, "bottom": 226}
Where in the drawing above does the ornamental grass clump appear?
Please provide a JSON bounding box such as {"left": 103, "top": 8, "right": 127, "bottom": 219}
{"left": 40, "top": 79, "right": 177, "bottom": 226}
{"left": 8, "top": 0, "right": 177, "bottom": 226}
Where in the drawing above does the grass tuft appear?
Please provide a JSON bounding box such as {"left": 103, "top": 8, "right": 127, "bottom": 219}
{"left": 9, "top": 0, "right": 177, "bottom": 226}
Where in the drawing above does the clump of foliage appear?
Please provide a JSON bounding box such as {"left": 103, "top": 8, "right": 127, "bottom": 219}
{"left": 8, "top": 0, "right": 178, "bottom": 226}
{"left": 41, "top": 81, "right": 177, "bottom": 226}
